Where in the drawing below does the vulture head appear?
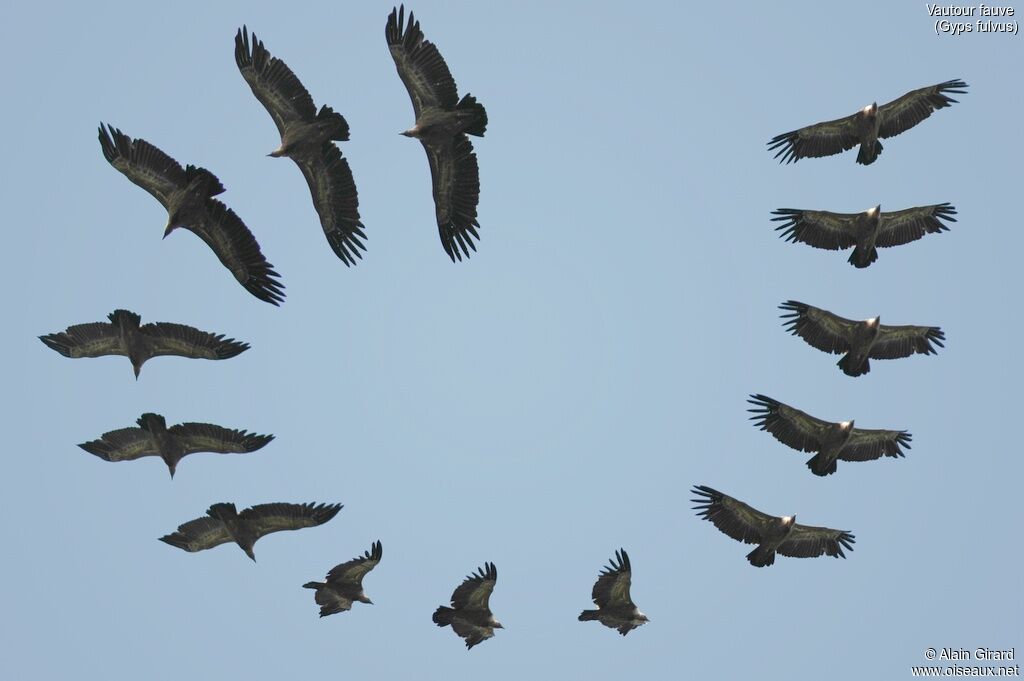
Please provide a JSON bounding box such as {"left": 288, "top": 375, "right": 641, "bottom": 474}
{"left": 867, "top": 316, "right": 881, "bottom": 329}
{"left": 840, "top": 420, "right": 855, "bottom": 431}
{"left": 861, "top": 102, "right": 878, "bottom": 118}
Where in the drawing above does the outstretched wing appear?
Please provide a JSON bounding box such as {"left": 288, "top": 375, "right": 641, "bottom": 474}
{"left": 326, "top": 540, "right": 383, "bottom": 586}
{"left": 876, "top": 203, "right": 956, "bottom": 249}
{"left": 386, "top": 5, "right": 459, "bottom": 118}
{"left": 240, "top": 502, "right": 343, "bottom": 541}
{"left": 767, "top": 112, "right": 861, "bottom": 164}
{"left": 747, "top": 394, "right": 833, "bottom": 453}
{"left": 78, "top": 427, "right": 157, "bottom": 462}
{"left": 691, "top": 485, "right": 776, "bottom": 546}
{"left": 234, "top": 26, "right": 316, "bottom": 137}
{"left": 168, "top": 423, "right": 274, "bottom": 456}
{"left": 878, "top": 79, "right": 968, "bottom": 139}
{"left": 451, "top": 620, "right": 491, "bottom": 650}
{"left": 779, "top": 301, "right": 859, "bottom": 355}
{"left": 40, "top": 321, "right": 123, "bottom": 359}
{"left": 140, "top": 322, "right": 249, "bottom": 360}
{"left": 425, "top": 136, "right": 481, "bottom": 261}
{"left": 591, "top": 549, "right": 635, "bottom": 610}
{"left": 777, "top": 523, "right": 855, "bottom": 559}
{"left": 294, "top": 144, "right": 367, "bottom": 266}
{"left": 841, "top": 428, "right": 912, "bottom": 462}
{"left": 770, "top": 209, "right": 859, "bottom": 251}
{"left": 159, "top": 516, "right": 233, "bottom": 552}
{"left": 451, "top": 562, "right": 496, "bottom": 612}
{"left": 869, "top": 324, "right": 945, "bottom": 360}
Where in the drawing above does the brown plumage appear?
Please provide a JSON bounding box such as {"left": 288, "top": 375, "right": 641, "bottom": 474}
{"left": 303, "top": 541, "right": 383, "bottom": 617}
{"left": 578, "top": 549, "right": 649, "bottom": 635}
{"left": 432, "top": 562, "right": 502, "bottom": 649}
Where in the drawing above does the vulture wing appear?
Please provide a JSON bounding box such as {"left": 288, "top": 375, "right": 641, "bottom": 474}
{"left": 770, "top": 209, "right": 859, "bottom": 251}
{"left": 294, "top": 143, "right": 367, "bottom": 266}
{"left": 691, "top": 485, "right": 776, "bottom": 546}
{"left": 777, "top": 523, "right": 855, "bottom": 559}
{"left": 451, "top": 562, "right": 496, "bottom": 612}
{"left": 869, "top": 324, "right": 945, "bottom": 360}
{"left": 841, "top": 428, "right": 912, "bottom": 462}
{"left": 326, "top": 540, "right": 383, "bottom": 586}
{"left": 591, "top": 549, "right": 635, "bottom": 610}
{"left": 39, "top": 321, "right": 123, "bottom": 359}
{"left": 385, "top": 5, "right": 459, "bottom": 118}
{"left": 767, "top": 112, "right": 862, "bottom": 164}
{"left": 779, "top": 301, "right": 859, "bottom": 355}
{"left": 240, "top": 502, "right": 343, "bottom": 541}
{"left": 877, "top": 79, "right": 968, "bottom": 139}
{"left": 168, "top": 423, "right": 274, "bottom": 456}
{"left": 78, "top": 427, "right": 156, "bottom": 462}
{"left": 139, "top": 322, "right": 249, "bottom": 360}
{"left": 747, "top": 394, "right": 833, "bottom": 453}
{"left": 159, "top": 516, "right": 233, "bottom": 553}
{"left": 425, "top": 136, "right": 481, "bottom": 261}
{"left": 234, "top": 26, "right": 316, "bottom": 136}
{"left": 876, "top": 203, "right": 956, "bottom": 248}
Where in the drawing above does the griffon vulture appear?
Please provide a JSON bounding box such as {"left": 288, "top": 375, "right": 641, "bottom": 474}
{"left": 159, "top": 502, "right": 342, "bottom": 561}
{"left": 235, "top": 27, "right": 366, "bottom": 266}
{"left": 691, "top": 485, "right": 855, "bottom": 567}
{"left": 771, "top": 203, "right": 957, "bottom": 267}
{"left": 747, "top": 394, "right": 911, "bottom": 476}
{"left": 578, "top": 549, "right": 649, "bottom": 635}
{"left": 768, "top": 79, "right": 967, "bottom": 165}
{"left": 432, "top": 562, "right": 502, "bottom": 649}
{"left": 386, "top": 5, "right": 488, "bottom": 261}
{"left": 39, "top": 309, "right": 249, "bottom": 379}
{"left": 78, "top": 413, "right": 273, "bottom": 478}
{"left": 303, "top": 540, "right": 383, "bottom": 617}
{"left": 779, "top": 300, "right": 945, "bottom": 377}
{"left": 98, "top": 124, "right": 285, "bottom": 305}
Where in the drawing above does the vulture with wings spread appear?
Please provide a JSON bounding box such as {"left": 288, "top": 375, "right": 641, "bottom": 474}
{"left": 303, "top": 541, "right": 383, "bottom": 617}
{"left": 768, "top": 79, "right": 967, "bottom": 165}
{"left": 747, "top": 394, "right": 911, "bottom": 476}
{"left": 779, "top": 300, "right": 945, "bottom": 377}
{"left": 771, "top": 203, "right": 957, "bottom": 268}
{"left": 78, "top": 413, "right": 273, "bottom": 478}
{"left": 98, "top": 124, "right": 285, "bottom": 305}
{"left": 235, "top": 27, "right": 366, "bottom": 266}
{"left": 39, "top": 309, "right": 248, "bottom": 379}
{"left": 578, "top": 549, "right": 649, "bottom": 635}
{"left": 160, "top": 502, "right": 342, "bottom": 561}
{"left": 433, "top": 562, "right": 502, "bottom": 649}
{"left": 692, "top": 485, "right": 855, "bottom": 568}
{"left": 386, "top": 5, "right": 488, "bottom": 261}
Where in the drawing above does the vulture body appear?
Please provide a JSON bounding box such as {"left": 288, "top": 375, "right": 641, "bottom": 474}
{"left": 234, "top": 27, "right": 366, "bottom": 266}
{"left": 747, "top": 395, "right": 911, "bottom": 476}
{"left": 578, "top": 549, "right": 649, "bottom": 635}
{"left": 78, "top": 413, "right": 273, "bottom": 478}
{"left": 386, "top": 5, "right": 487, "bottom": 261}
{"left": 691, "top": 485, "right": 854, "bottom": 567}
{"left": 768, "top": 79, "right": 967, "bottom": 165}
{"left": 779, "top": 300, "right": 944, "bottom": 377}
{"left": 771, "top": 203, "right": 957, "bottom": 268}
{"left": 98, "top": 124, "right": 285, "bottom": 305}
{"left": 39, "top": 309, "right": 249, "bottom": 379}
{"left": 160, "top": 502, "right": 342, "bottom": 561}
{"left": 303, "top": 541, "right": 383, "bottom": 617}
{"left": 433, "top": 562, "right": 502, "bottom": 649}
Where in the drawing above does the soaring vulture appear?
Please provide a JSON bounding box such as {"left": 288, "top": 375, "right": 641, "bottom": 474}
{"left": 159, "top": 502, "right": 342, "bottom": 561}
{"left": 235, "top": 27, "right": 366, "bottom": 266}
{"left": 771, "top": 203, "right": 957, "bottom": 268}
{"left": 578, "top": 549, "right": 649, "bottom": 636}
{"left": 39, "top": 309, "right": 249, "bottom": 379}
{"left": 768, "top": 79, "right": 967, "bottom": 165}
{"left": 779, "top": 300, "right": 945, "bottom": 377}
{"left": 78, "top": 413, "right": 273, "bottom": 478}
{"left": 303, "top": 540, "right": 383, "bottom": 617}
{"left": 98, "top": 124, "right": 285, "bottom": 305}
{"left": 432, "top": 562, "right": 502, "bottom": 649}
{"left": 747, "top": 395, "right": 911, "bottom": 476}
{"left": 386, "top": 5, "right": 488, "bottom": 261}
{"left": 691, "top": 485, "right": 855, "bottom": 568}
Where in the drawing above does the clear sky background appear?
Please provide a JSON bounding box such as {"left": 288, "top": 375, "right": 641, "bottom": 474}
{"left": 2, "top": 1, "right": 1020, "bottom": 678}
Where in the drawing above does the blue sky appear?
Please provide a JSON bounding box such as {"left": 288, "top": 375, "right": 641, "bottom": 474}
{"left": 2, "top": 1, "right": 1020, "bottom": 678}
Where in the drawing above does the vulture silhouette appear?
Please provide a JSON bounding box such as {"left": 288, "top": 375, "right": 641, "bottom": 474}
{"left": 432, "top": 562, "right": 502, "bottom": 649}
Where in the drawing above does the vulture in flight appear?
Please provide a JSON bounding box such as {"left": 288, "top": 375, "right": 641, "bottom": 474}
{"left": 39, "top": 309, "right": 249, "bottom": 379}
{"left": 747, "top": 394, "right": 911, "bottom": 476}
{"left": 433, "top": 562, "right": 502, "bottom": 649}
{"left": 691, "top": 485, "right": 855, "bottom": 567}
{"left": 771, "top": 203, "right": 957, "bottom": 268}
{"left": 78, "top": 412, "right": 273, "bottom": 478}
{"left": 303, "top": 540, "right": 383, "bottom": 617}
{"left": 768, "top": 79, "right": 968, "bottom": 165}
{"left": 159, "top": 502, "right": 342, "bottom": 561}
{"left": 779, "top": 300, "right": 945, "bottom": 377}
{"left": 578, "top": 549, "right": 649, "bottom": 636}
{"left": 386, "top": 5, "right": 488, "bottom": 261}
{"left": 98, "top": 124, "right": 285, "bottom": 305}
{"left": 235, "top": 27, "right": 366, "bottom": 266}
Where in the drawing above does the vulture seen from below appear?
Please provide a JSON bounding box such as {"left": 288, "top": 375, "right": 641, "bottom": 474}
{"left": 779, "top": 300, "right": 945, "bottom": 377}
{"left": 433, "top": 562, "right": 502, "bottom": 649}
{"left": 768, "top": 79, "right": 967, "bottom": 165}
{"left": 98, "top": 124, "right": 285, "bottom": 305}
{"left": 691, "top": 485, "right": 855, "bottom": 567}
{"left": 303, "top": 540, "right": 383, "bottom": 617}
{"left": 386, "top": 5, "right": 488, "bottom": 261}
{"left": 235, "top": 27, "right": 367, "bottom": 266}
{"left": 578, "top": 549, "right": 649, "bottom": 635}
{"left": 39, "top": 309, "right": 249, "bottom": 379}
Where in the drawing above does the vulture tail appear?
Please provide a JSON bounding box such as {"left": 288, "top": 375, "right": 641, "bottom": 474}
{"left": 837, "top": 354, "right": 870, "bottom": 377}
{"left": 457, "top": 94, "right": 488, "bottom": 137}
{"left": 432, "top": 606, "right": 455, "bottom": 627}
{"left": 806, "top": 454, "right": 838, "bottom": 477}
{"left": 317, "top": 105, "right": 350, "bottom": 142}
{"left": 136, "top": 412, "right": 167, "bottom": 432}
{"left": 578, "top": 610, "right": 601, "bottom": 622}
{"left": 747, "top": 546, "right": 776, "bottom": 567}
{"left": 302, "top": 582, "right": 325, "bottom": 590}
{"left": 207, "top": 502, "right": 238, "bottom": 520}
{"left": 856, "top": 139, "right": 882, "bottom": 165}
{"left": 108, "top": 309, "right": 141, "bottom": 329}
{"left": 848, "top": 245, "right": 878, "bottom": 268}
{"left": 184, "top": 165, "right": 225, "bottom": 197}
